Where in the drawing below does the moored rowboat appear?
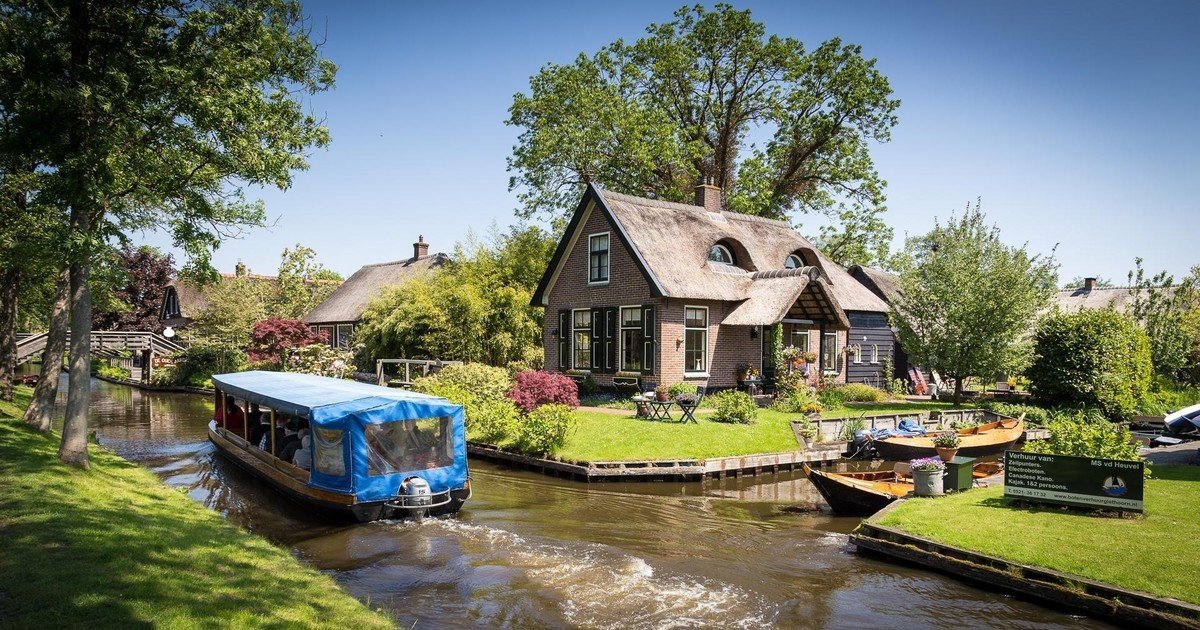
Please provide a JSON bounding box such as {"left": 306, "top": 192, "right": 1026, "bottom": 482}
{"left": 869, "top": 416, "right": 1025, "bottom": 462}
{"left": 802, "top": 462, "right": 1004, "bottom": 516}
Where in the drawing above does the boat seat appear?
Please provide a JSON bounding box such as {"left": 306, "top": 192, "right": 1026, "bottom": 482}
{"left": 892, "top": 462, "right": 911, "bottom": 477}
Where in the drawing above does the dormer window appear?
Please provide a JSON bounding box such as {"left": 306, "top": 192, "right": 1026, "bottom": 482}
{"left": 785, "top": 254, "right": 802, "bottom": 269}
{"left": 708, "top": 244, "right": 735, "bottom": 266}
{"left": 588, "top": 233, "right": 609, "bottom": 284}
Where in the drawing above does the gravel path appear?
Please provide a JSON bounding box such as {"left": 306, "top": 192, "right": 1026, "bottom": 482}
{"left": 1141, "top": 441, "right": 1200, "bottom": 465}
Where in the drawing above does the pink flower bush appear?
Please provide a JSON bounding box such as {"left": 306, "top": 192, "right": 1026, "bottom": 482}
{"left": 508, "top": 370, "right": 579, "bottom": 412}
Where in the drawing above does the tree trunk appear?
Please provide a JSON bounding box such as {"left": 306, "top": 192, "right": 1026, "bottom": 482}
{"left": 0, "top": 267, "right": 18, "bottom": 402}
{"left": 23, "top": 264, "right": 70, "bottom": 432}
{"left": 59, "top": 252, "right": 91, "bottom": 468}
{"left": 953, "top": 377, "right": 964, "bottom": 407}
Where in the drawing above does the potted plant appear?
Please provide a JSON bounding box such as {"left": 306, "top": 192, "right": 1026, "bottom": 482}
{"left": 675, "top": 392, "right": 698, "bottom": 406}
{"left": 655, "top": 384, "right": 669, "bottom": 402}
{"left": 909, "top": 457, "right": 946, "bottom": 496}
{"left": 932, "top": 432, "right": 961, "bottom": 462}
{"left": 796, "top": 418, "right": 818, "bottom": 447}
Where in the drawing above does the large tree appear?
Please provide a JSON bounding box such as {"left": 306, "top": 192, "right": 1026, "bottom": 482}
{"left": 890, "top": 202, "right": 1059, "bottom": 404}
{"left": 507, "top": 4, "right": 899, "bottom": 266}
{"left": 0, "top": 0, "right": 334, "bottom": 467}
{"left": 1126, "top": 258, "right": 1197, "bottom": 380}
{"left": 272, "top": 244, "right": 342, "bottom": 320}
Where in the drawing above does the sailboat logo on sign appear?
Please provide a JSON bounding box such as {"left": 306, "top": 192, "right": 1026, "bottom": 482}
{"left": 1101, "top": 475, "right": 1127, "bottom": 497}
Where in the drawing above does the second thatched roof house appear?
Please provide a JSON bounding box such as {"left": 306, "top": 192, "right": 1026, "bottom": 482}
{"left": 303, "top": 236, "right": 448, "bottom": 348}
{"left": 531, "top": 182, "right": 904, "bottom": 390}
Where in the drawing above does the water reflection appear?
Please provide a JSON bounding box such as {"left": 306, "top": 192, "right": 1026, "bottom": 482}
{"left": 54, "top": 376, "right": 1111, "bottom": 629}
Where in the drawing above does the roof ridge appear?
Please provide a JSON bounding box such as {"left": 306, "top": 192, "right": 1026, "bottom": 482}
{"left": 595, "top": 186, "right": 794, "bottom": 229}
{"left": 358, "top": 252, "right": 448, "bottom": 268}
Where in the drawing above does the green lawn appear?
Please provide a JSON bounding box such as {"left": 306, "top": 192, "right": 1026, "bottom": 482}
{"left": 0, "top": 387, "right": 395, "bottom": 629}
{"left": 876, "top": 467, "right": 1200, "bottom": 605}
{"left": 553, "top": 409, "right": 802, "bottom": 462}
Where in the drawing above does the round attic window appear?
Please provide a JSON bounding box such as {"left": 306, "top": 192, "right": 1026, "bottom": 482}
{"left": 785, "top": 254, "right": 803, "bottom": 269}
{"left": 708, "top": 244, "right": 735, "bottom": 265}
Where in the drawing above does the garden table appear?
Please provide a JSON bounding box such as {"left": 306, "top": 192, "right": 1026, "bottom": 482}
{"left": 647, "top": 400, "right": 674, "bottom": 420}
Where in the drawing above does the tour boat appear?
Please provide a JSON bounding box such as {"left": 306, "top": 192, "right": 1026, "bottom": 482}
{"left": 868, "top": 416, "right": 1025, "bottom": 462}
{"left": 802, "top": 462, "right": 1004, "bottom": 516}
{"left": 208, "top": 371, "right": 471, "bottom": 522}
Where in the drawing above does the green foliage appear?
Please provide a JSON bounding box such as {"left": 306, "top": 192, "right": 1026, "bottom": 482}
{"left": 417, "top": 363, "right": 512, "bottom": 401}
{"left": 289, "top": 344, "right": 355, "bottom": 379}
{"left": 771, "top": 387, "right": 822, "bottom": 414}
{"left": 817, "top": 386, "right": 848, "bottom": 410}
{"left": 1127, "top": 258, "right": 1198, "bottom": 380}
{"left": 354, "top": 225, "right": 554, "bottom": 367}
{"left": 1140, "top": 375, "right": 1200, "bottom": 416}
{"left": 1028, "top": 309, "right": 1152, "bottom": 420}
{"left": 90, "top": 245, "right": 175, "bottom": 332}
{"left": 667, "top": 382, "right": 697, "bottom": 397}
{"left": 709, "top": 390, "right": 758, "bottom": 424}
{"left": 506, "top": 5, "right": 899, "bottom": 266}
{"left": 272, "top": 245, "right": 342, "bottom": 320}
{"left": 839, "top": 415, "right": 866, "bottom": 441}
{"left": 172, "top": 345, "right": 246, "bottom": 388}
{"left": 880, "top": 354, "right": 908, "bottom": 398}
{"left": 1025, "top": 415, "right": 1147, "bottom": 475}
{"left": 795, "top": 416, "right": 818, "bottom": 439}
{"left": 188, "top": 273, "right": 272, "bottom": 351}
{"left": 834, "top": 383, "right": 888, "bottom": 402}
{"left": 891, "top": 202, "right": 1058, "bottom": 403}
{"left": 94, "top": 363, "right": 132, "bottom": 381}
{"left": 512, "top": 404, "right": 577, "bottom": 454}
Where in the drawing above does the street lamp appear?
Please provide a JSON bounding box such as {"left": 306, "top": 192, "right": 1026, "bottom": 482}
{"left": 163, "top": 327, "right": 175, "bottom": 338}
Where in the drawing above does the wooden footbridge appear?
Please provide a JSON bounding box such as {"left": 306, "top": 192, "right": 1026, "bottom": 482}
{"left": 16, "top": 330, "right": 186, "bottom": 372}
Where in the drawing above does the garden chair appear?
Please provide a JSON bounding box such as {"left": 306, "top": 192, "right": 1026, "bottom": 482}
{"left": 677, "top": 386, "right": 705, "bottom": 424}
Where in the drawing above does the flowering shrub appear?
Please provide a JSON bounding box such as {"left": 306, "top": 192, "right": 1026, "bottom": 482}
{"left": 709, "top": 390, "right": 758, "bottom": 424}
{"left": 508, "top": 370, "right": 579, "bottom": 412}
{"left": 512, "top": 403, "right": 577, "bottom": 454}
{"left": 772, "top": 387, "right": 822, "bottom": 414}
{"left": 910, "top": 457, "right": 945, "bottom": 472}
{"left": 290, "top": 344, "right": 356, "bottom": 379}
{"left": 932, "top": 432, "right": 961, "bottom": 448}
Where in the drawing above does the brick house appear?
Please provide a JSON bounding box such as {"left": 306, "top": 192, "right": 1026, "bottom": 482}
{"left": 531, "top": 183, "right": 898, "bottom": 390}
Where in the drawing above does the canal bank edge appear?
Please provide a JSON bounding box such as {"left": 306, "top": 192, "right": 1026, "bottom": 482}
{"left": 0, "top": 387, "right": 395, "bottom": 629}
{"left": 850, "top": 501, "right": 1200, "bottom": 629}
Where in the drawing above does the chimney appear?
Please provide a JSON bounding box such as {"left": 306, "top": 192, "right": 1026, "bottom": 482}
{"left": 1083, "top": 277, "right": 1096, "bottom": 291}
{"left": 235, "top": 260, "right": 247, "bottom": 277}
{"left": 413, "top": 235, "right": 429, "bottom": 260}
{"left": 694, "top": 176, "right": 722, "bottom": 213}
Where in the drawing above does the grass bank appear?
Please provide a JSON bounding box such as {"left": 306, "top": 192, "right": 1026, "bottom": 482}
{"left": 876, "top": 466, "right": 1200, "bottom": 605}
{"left": 0, "top": 386, "right": 394, "bottom": 629}
{"left": 554, "top": 401, "right": 969, "bottom": 462}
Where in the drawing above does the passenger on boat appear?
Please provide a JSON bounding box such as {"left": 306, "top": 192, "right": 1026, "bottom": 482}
{"left": 247, "top": 403, "right": 263, "bottom": 427}
{"left": 292, "top": 431, "right": 312, "bottom": 470}
{"left": 280, "top": 418, "right": 308, "bottom": 463}
{"left": 259, "top": 416, "right": 289, "bottom": 454}
{"left": 249, "top": 412, "right": 271, "bottom": 450}
{"left": 221, "top": 398, "right": 247, "bottom": 435}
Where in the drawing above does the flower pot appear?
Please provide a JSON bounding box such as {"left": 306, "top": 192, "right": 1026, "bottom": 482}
{"left": 912, "top": 469, "right": 944, "bottom": 496}
{"left": 656, "top": 392, "right": 669, "bottom": 402}
{"left": 936, "top": 447, "right": 959, "bottom": 462}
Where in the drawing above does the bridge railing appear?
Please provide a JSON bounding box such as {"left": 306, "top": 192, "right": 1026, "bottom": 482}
{"left": 376, "top": 358, "right": 462, "bottom": 388}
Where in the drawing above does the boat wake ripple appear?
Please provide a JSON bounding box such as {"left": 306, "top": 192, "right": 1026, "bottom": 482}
{"left": 388, "top": 518, "right": 774, "bottom": 629}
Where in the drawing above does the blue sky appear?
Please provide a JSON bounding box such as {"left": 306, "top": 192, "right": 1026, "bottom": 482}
{"left": 145, "top": 0, "right": 1200, "bottom": 284}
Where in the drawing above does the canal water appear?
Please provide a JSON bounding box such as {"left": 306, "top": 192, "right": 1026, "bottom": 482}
{"left": 52, "top": 376, "right": 1111, "bottom": 629}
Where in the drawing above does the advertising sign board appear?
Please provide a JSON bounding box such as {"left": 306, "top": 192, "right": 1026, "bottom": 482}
{"left": 1004, "top": 451, "right": 1144, "bottom": 512}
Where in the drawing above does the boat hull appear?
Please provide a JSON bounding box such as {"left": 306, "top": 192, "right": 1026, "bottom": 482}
{"left": 803, "top": 464, "right": 899, "bottom": 517}
{"left": 209, "top": 425, "right": 469, "bottom": 522}
{"left": 870, "top": 418, "right": 1024, "bottom": 462}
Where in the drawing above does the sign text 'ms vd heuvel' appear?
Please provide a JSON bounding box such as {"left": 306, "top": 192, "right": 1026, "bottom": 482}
{"left": 1003, "top": 451, "right": 1144, "bottom": 512}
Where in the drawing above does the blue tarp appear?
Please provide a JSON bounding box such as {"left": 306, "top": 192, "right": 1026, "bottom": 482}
{"left": 211, "top": 371, "right": 468, "bottom": 501}
{"left": 871, "top": 417, "right": 928, "bottom": 440}
{"left": 1164, "top": 402, "right": 1200, "bottom": 435}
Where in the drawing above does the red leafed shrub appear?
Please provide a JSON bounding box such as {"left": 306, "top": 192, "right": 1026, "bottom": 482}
{"left": 248, "top": 317, "right": 326, "bottom": 366}
{"left": 508, "top": 370, "right": 579, "bottom": 412}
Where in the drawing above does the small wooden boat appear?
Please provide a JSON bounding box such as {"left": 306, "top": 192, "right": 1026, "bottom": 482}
{"left": 869, "top": 416, "right": 1025, "bottom": 462}
{"left": 802, "top": 461, "right": 1005, "bottom": 516}
{"left": 209, "top": 371, "right": 471, "bottom": 522}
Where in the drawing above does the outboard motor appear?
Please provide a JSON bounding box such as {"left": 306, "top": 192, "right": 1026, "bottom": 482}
{"left": 401, "top": 476, "right": 432, "bottom": 508}
{"left": 849, "top": 429, "right": 877, "bottom": 459}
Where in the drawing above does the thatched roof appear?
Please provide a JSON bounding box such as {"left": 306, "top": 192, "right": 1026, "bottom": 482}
{"left": 533, "top": 184, "right": 888, "bottom": 319}
{"left": 850, "top": 266, "right": 902, "bottom": 304}
{"left": 303, "top": 253, "right": 447, "bottom": 325}
{"left": 1052, "top": 286, "right": 1145, "bottom": 313}
{"left": 164, "top": 272, "right": 277, "bottom": 323}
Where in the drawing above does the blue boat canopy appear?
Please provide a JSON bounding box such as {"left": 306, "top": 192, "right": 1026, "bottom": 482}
{"left": 211, "top": 371, "right": 468, "bottom": 501}
{"left": 1165, "top": 402, "right": 1200, "bottom": 435}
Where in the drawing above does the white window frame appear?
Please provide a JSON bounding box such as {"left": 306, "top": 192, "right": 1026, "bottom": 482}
{"left": 336, "top": 324, "right": 354, "bottom": 349}
{"left": 587, "top": 232, "right": 610, "bottom": 285}
{"left": 822, "top": 331, "right": 839, "bottom": 374}
{"left": 618, "top": 305, "right": 643, "bottom": 372}
{"left": 684, "top": 306, "right": 709, "bottom": 376}
{"left": 708, "top": 244, "right": 734, "bottom": 265}
{"left": 572, "top": 308, "right": 592, "bottom": 370}
{"left": 785, "top": 254, "right": 802, "bottom": 269}
{"left": 852, "top": 344, "right": 862, "bottom": 364}
{"left": 870, "top": 344, "right": 880, "bottom": 364}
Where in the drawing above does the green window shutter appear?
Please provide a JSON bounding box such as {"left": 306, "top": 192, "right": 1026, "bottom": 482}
{"left": 590, "top": 308, "right": 603, "bottom": 372}
{"left": 604, "top": 307, "right": 617, "bottom": 373}
{"left": 641, "top": 304, "right": 655, "bottom": 375}
{"left": 557, "top": 310, "right": 569, "bottom": 370}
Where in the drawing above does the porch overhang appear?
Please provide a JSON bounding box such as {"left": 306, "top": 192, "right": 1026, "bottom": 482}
{"left": 723, "top": 267, "right": 850, "bottom": 328}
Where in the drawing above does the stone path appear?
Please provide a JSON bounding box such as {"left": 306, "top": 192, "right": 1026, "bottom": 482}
{"left": 1141, "top": 441, "right": 1200, "bottom": 465}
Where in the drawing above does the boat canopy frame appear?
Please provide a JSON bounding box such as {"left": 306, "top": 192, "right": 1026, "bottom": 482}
{"left": 211, "top": 371, "right": 468, "bottom": 503}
